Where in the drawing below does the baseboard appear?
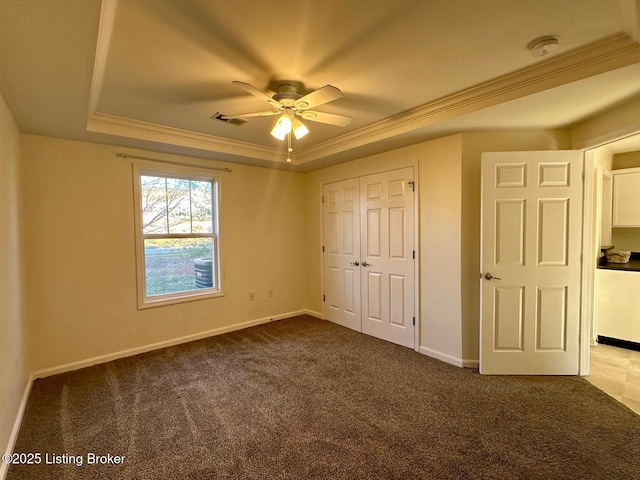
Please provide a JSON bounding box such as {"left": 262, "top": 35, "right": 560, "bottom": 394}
{"left": 0, "top": 373, "right": 35, "bottom": 480}
{"left": 303, "top": 309, "right": 323, "bottom": 319}
{"left": 461, "top": 358, "right": 480, "bottom": 369}
{"left": 597, "top": 335, "right": 640, "bottom": 352}
{"left": 32, "top": 310, "right": 315, "bottom": 380}
{"left": 419, "top": 346, "right": 479, "bottom": 369}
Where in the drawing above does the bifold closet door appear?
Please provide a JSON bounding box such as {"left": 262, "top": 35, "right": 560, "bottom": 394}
{"left": 323, "top": 168, "right": 415, "bottom": 348}
{"left": 360, "top": 168, "right": 415, "bottom": 348}
{"left": 323, "top": 178, "right": 362, "bottom": 331}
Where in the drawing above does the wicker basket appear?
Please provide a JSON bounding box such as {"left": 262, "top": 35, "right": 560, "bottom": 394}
{"left": 606, "top": 250, "right": 631, "bottom": 264}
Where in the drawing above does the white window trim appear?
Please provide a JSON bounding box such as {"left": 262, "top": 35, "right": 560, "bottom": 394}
{"left": 132, "top": 161, "right": 224, "bottom": 309}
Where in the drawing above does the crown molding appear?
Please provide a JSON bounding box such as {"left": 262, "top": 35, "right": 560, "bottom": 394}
{"left": 296, "top": 33, "right": 640, "bottom": 164}
{"left": 87, "top": 112, "right": 279, "bottom": 161}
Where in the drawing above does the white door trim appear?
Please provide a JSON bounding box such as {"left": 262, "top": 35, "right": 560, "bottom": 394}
{"left": 580, "top": 150, "right": 597, "bottom": 376}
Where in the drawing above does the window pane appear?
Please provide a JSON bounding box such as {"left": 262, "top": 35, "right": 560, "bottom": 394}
{"left": 191, "top": 180, "right": 213, "bottom": 233}
{"left": 166, "top": 178, "right": 192, "bottom": 234}
{"left": 144, "top": 238, "right": 215, "bottom": 296}
{"left": 141, "top": 176, "right": 168, "bottom": 234}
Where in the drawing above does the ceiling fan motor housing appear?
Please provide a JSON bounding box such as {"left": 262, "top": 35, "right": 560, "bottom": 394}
{"left": 273, "top": 84, "right": 302, "bottom": 106}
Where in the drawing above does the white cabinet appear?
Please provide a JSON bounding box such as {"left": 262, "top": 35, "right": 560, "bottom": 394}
{"left": 597, "top": 269, "right": 640, "bottom": 343}
{"left": 612, "top": 167, "right": 640, "bottom": 227}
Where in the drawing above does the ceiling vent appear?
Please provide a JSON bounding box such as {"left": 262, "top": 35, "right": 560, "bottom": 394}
{"left": 211, "top": 112, "right": 248, "bottom": 126}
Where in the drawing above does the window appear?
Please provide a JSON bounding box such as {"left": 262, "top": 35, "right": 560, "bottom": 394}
{"left": 133, "top": 163, "right": 221, "bottom": 308}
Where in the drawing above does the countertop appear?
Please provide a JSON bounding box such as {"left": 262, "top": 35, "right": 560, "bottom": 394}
{"left": 598, "top": 251, "right": 640, "bottom": 272}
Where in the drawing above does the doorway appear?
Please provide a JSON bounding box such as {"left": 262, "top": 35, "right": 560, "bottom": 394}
{"left": 583, "top": 132, "right": 640, "bottom": 375}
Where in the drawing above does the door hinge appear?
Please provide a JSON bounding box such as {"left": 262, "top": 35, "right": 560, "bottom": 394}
{"left": 323, "top": 294, "right": 326, "bottom": 302}
{"left": 412, "top": 250, "right": 415, "bottom": 259}
{"left": 322, "top": 245, "right": 325, "bottom": 253}
{"left": 412, "top": 316, "right": 415, "bottom": 326}
{"left": 581, "top": 171, "right": 585, "bottom": 181}
{"left": 321, "top": 195, "right": 325, "bottom": 203}
{"left": 408, "top": 181, "right": 415, "bottom": 192}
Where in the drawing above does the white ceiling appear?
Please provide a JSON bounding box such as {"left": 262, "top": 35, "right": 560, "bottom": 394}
{"left": 1, "top": 0, "right": 639, "bottom": 171}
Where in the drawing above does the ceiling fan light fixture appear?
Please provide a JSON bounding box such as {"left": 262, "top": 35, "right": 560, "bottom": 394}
{"left": 292, "top": 118, "right": 309, "bottom": 140}
{"left": 270, "top": 114, "right": 292, "bottom": 140}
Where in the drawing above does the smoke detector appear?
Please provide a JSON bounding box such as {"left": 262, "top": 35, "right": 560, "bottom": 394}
{"left": 528, "top": 36, "right": 559, "bottom": 57}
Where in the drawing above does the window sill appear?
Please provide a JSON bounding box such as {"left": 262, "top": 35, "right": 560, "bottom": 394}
{"left": 137, "top": 290, "right": 225, "bottom": 310}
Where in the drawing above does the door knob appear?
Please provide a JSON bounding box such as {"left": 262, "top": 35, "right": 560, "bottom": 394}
{"left": 350, "top": 261, "right": 360, "bottom": 266}
{"left": 484, "top": 273, "right": 502, "bottom": 280}
{"left": 361, "top": 261, "right": 372, "bottom": 267}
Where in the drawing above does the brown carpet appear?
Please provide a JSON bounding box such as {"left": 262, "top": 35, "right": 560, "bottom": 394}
{"left": 8, "top": 315, "right": 640, "bottom": 479}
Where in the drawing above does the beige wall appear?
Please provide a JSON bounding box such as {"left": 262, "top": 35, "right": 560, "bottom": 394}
{"left": 21, "top": 135, "right": 309, "bottom": 372}
{"left": 0, "top": 95, "right": 27, "bottom": 462}
{"left": 571, "top": 96, "right": 640, "bottom": 149}
{"left": 460, "top": 130, "right": 572, "bottom": 360}
{"left": 417, "top": 135, "right": 464, "bottom": 361}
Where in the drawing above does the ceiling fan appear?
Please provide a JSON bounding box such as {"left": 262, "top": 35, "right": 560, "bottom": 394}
{"left": 213, "top": 81, "right": 352, "bottom": 142}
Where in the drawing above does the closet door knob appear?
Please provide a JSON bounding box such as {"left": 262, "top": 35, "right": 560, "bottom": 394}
{"left": 361, "top": 261, "right": 372, "bottom": 267}
{"left": 350, "top": 261, "right": 360, "bottom": 266}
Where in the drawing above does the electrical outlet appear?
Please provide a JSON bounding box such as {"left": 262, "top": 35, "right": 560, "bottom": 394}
{"left": 249, "top": 291, "right": 255, "bottom": 301}
{"left": 268, "top": 288, "right": 273, "bottom": 297}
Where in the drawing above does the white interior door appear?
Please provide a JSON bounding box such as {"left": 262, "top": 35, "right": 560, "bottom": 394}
{"left": 323, "top": 178, "right": 361, "bottom": 331}
{"left": 480, "top": 151, "right": 583, "bottom": 374}
{"left": 360, "top": 168, "right": 415, "bottom": 348}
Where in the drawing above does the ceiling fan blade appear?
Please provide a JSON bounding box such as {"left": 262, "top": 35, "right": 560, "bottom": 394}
{"left": 220, "top": 111, "right": 279, "bottom": 120}
{"left": 232, "top": 81, "right": 281, "bottom": 108}
{"left": 300, "top": 110, "right": 352, "bottom": 127}
{"left": 294, "top": 85, "right": 343, "bottom": 110}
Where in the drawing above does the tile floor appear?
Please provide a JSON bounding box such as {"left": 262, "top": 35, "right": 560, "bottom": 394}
{"left": 586, "top": 343, "right": 640, "bottom": 415}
